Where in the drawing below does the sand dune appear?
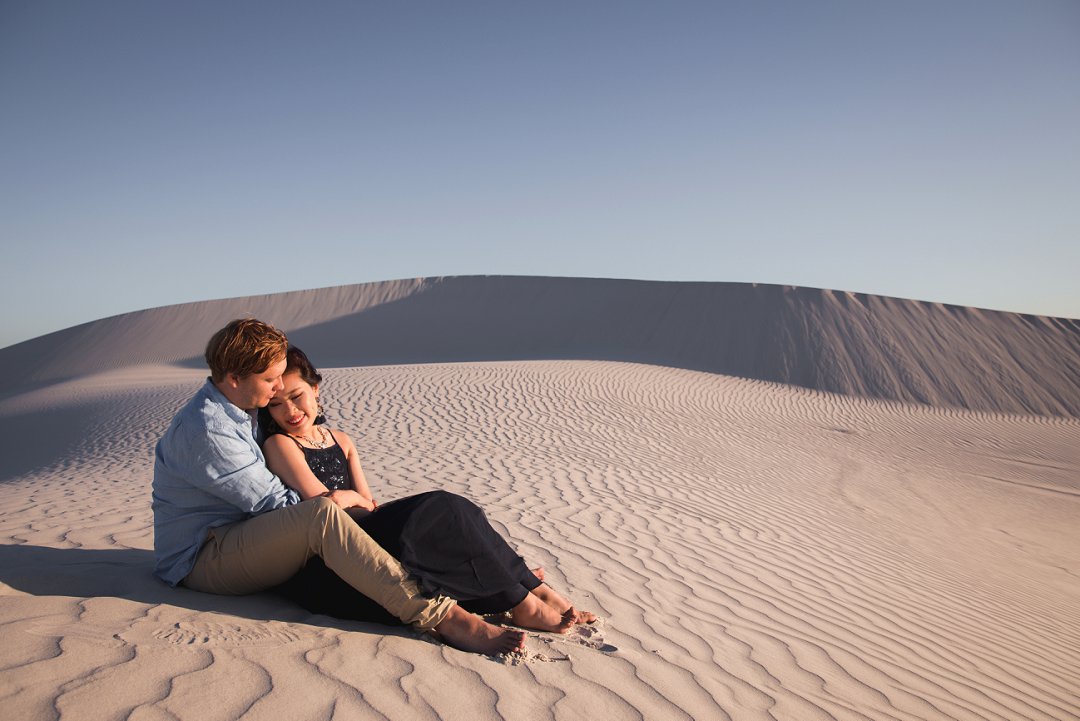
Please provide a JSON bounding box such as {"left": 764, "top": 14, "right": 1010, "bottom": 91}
{"left": 2, "top": 276, "right": 1077, "bottom": 416}
{"left": 0, "top": 278, "right": 1078, "bottom": 720}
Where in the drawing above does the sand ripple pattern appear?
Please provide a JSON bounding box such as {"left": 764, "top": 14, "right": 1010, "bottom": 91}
{"left": 0, "top": 361, "right": 1077, "bottom": 720}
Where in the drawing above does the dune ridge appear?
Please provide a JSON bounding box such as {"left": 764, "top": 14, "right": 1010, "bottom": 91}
{"left": 2, "top": 276, "right": 1077, "bottom": 416}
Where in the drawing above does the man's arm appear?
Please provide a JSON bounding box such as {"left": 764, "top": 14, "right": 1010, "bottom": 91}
{"left": 174, "top": 418, "right": 298, "bottom": 513}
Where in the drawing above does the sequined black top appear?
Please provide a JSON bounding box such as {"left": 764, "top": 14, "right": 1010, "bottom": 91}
{"left": 285, "top": 431, "right": 350, "bottom": 491}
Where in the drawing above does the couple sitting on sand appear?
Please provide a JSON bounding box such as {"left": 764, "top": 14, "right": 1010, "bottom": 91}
{"left": 152, "top": 318, "right": 595, "bottom": 655}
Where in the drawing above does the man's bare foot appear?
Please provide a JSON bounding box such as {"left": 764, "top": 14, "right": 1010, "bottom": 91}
{"left": 510, "top": 594, "right": 575, "bottom": 634}
{"left": 432, "top": 605, "right": 525, "bottom": 655}
{"left": 531, "top": 566, "right": 545, "bottom": 582}
{"left": 530, "top": 583, "right": 597, "bottom": 625}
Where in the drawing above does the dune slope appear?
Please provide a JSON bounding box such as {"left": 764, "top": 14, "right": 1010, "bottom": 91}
{"left": 1, "top": 276, "right": 1077, "bottom": 416}
{"left": 0, "top": 278, "right": 1077, "bottom": 720}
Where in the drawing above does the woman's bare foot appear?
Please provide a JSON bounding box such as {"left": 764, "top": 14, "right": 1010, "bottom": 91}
{"left": 530, "top": 582, "right": 569, "bottom": 611}
{"left": 432, "top": 605, "right": 525, "bottom": 655}
{"left": 573, "top": 609, "right": 598, "bottom": 624}
{"left": 510, "top": 594, "right": 575, "bottom": 634}
{"left": 530, "top": 583, "right": 597, "bottom": 625}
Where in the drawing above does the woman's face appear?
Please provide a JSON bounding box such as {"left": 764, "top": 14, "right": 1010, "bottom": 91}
{"left": 266, "top": 371, "right": 319, "bottom": 436}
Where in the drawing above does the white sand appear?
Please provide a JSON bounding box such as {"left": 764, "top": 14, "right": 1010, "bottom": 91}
{"left": 0, "top": 278, "right": 1077, "bottom": 720}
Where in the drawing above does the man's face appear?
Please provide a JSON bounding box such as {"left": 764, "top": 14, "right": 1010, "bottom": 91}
{"left": 225, "top": 358, "right": 287, "bottom": 410}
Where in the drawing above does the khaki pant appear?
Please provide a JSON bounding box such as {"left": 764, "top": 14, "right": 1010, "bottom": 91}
{"left": 182, "top": 496, "right": 455, "bottom": 630}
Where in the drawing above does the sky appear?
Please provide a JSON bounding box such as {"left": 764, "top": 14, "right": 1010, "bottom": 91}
{"left": 2, "top": 1, "right": 1079, "bottom": 349}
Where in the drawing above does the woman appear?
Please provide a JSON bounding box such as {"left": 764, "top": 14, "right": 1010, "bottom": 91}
{"left": 260, "top": 347, "right": 596, "bottom": 633}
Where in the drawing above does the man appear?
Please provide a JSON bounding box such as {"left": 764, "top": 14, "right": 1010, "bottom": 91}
{"left": 152, "top": 318, "right": 524, "bottom": 655}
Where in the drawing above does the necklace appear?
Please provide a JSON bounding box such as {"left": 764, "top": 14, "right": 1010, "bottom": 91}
{"left": 290, "top": 425, "right": 331, "bottom": 449}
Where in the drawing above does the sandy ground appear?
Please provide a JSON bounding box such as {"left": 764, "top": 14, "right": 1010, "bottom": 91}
{"left": 1, "top": 358, "right": 1077, "bottom": 720}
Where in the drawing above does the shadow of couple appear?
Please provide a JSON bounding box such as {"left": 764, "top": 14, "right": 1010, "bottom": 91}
{"left": 0, "top": 543, "right": 409, "bottom": 638}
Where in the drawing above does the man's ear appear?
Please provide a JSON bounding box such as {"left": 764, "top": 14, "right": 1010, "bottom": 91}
{"left": 225, "top": 373, "right": 241, "bottom": 389}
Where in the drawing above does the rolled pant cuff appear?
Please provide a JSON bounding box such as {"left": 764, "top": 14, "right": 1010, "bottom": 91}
{"left": 408, "top": 594, "right": 457, "bottom": 631}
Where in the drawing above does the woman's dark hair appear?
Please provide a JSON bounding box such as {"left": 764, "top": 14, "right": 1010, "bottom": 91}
{"left": 283, "top": 345, "right": 323, "bottom": 387}
{"left": 257, "top": 345, "right": 327, "bottom": 438}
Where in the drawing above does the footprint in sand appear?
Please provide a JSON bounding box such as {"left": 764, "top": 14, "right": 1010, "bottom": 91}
{"left": 532, "top": 621, "right": 617, "bottom": 656}
{"left": 32, "top": 616, "right": 311, "bottom": 651}
{"left": 564, "top": 622, "right": 618, "bottom": 653}
{"left": 121, "top": 619, "right": 310, "bottom": 649}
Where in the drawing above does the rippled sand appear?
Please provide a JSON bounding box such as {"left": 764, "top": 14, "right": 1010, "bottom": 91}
{"left": 1, "top": 360, "right": 1077, "bottom": 720}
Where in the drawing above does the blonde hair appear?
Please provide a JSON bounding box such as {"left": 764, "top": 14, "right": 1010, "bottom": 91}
{"left": 205, "top": 318, "right": 288, "bottom": 382}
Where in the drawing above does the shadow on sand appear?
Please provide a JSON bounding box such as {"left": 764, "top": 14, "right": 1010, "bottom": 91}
{"left": 0, "top": 544, "right": 410, "bottom": 639}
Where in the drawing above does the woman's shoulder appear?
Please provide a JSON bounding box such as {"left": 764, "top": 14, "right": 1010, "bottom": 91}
{"left": 327, "top": 427, "right": 356, "bottom": 450}
{"left": 263, "top": 432, "right": 300, "bottom": 455}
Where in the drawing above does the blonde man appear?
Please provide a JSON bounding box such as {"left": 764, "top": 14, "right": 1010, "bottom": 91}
{"left": 152, "top": 318, "right": 523, "bottom": 655}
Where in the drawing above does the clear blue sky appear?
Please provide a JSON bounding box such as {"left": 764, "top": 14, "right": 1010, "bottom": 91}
{"left": 2, "top": 1, "right": 1078, "bottom": 349}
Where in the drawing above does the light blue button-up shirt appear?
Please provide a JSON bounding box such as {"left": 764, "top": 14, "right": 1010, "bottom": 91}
{"left": 152, "top": 379, "right": 299, "bottom": 586}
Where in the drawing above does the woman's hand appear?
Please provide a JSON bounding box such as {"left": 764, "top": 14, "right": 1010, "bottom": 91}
{"left": 324, "top": 489, "right": 375, "bottom": 511}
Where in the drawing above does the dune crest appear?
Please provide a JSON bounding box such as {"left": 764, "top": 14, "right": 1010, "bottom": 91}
{"left": 2, "top": 276, "right": 1077, "bottom": 416}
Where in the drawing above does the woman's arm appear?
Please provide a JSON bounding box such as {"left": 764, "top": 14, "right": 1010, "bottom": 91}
{"left": 337, "top": 430, "right": 375, "bottom": 505}
{"left": 263, "top": 434, "right": 333, "bottom": 501}
{"left": 264, "top": 432, "right": 374, "bottom": 511}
